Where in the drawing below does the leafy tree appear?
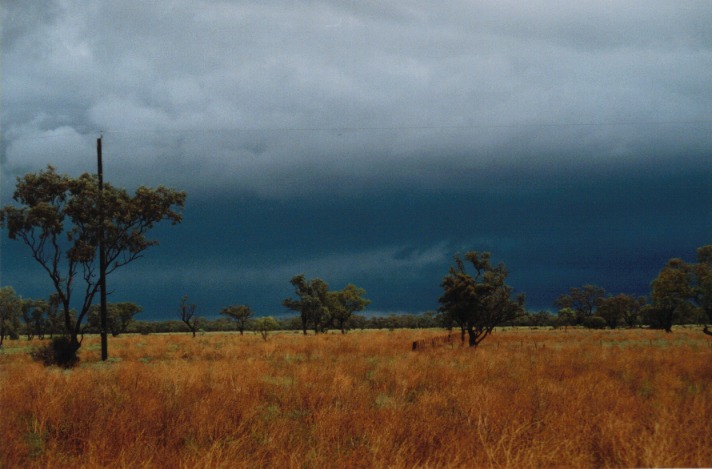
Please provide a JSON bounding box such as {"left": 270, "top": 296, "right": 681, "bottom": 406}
{"left": 582, "top": 315, "right": 607, "bottom": 329}
{"left": 691, "top": 245, "right": 712, "bottom": 335}
{"left": 253, "top": 316, "right": 279, "bottom": 341}
{"left": 283, "top": 275, "right": 330, "bottom": 335}
{"left": 45, "top": 293, "right": 63, "bottom": 338}
{"left": 21, "top": 298, "right": 49, "bottom": 340}
{"left": 88, "top": 302, "right": 142, "bottom": 336}
{"left": 329, "top": 284, "right": 370, "bottom": 334}
{"left": 346, "top": 314, "right": 368, "bottom": 330}
{"left": 533, "top": 310, "right": 556, "bottom": 327}
{"left": 650, "top": 258, "right": 693, "bottom": 332}
{"left": 622, "top": 296, "right": 647, "bottom": 328}
{"left": 220, "top": 304, "right": 253, "bottom": 335}
{"left": 0, "top": 286, "right": 22, "bottom": 346}
{"left": 554, "top": 285, "right": 606, "bottom": 325}
{"left": 439, "top": 251, "right": 525, "bottom": 347}
{"left": 596, "top": 294, "right": 646, "bottom": 329}
{"left": 556, "top": 308, "right": 577, "bottom": 329}
{"left": 178, "top": 295, "right": 199, "bottom": 337}
{"left": 0, "top": 166, "right": 185, "bottom": 362}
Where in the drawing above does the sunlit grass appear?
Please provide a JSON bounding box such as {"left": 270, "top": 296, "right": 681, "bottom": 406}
{"left": 1, "top": 328, "right": 710, "bottom": 467}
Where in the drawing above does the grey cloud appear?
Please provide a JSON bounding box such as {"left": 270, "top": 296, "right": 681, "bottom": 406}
{"left": 2, "top": 1, "right": 710, "bottom": 317}
{"left": 119, "top": 241, "right": 451, "bottom": 289}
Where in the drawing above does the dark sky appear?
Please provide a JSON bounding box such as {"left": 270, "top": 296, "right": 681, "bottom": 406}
{"left": 1, "top": 1, "right": 711, "bottom": 319}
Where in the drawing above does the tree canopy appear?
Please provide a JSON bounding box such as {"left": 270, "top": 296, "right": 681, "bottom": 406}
{"left": 648, "top": 245, "right": 712, "bottom": 333}
{"left": 283, "top": 275, "right": 331, "bottom": 335}
{"left": 283, "top": 275, "right": 370, "bottom": 334}
{"left": 439, "top": 251, "right": 525, "bottom": 347}
{"left": 0, "top": 287, "right": 22, "bottom": 346}
{"left": 554, "top": 285, "right": 606, "bottom": 325}
{"left": 0, "top": 166, "right": 185, "bottom": 360}
{"left": 220, "top": 305, "right": 253, "bottom": 335}
{"left": 178, "top": 295, "right": 199, "bottom": 337}
{"left": 88, "top": 302, "right": 143, "bottom": 337}
{"left": 329, "top": 284, "right": 371, "bottom": 334}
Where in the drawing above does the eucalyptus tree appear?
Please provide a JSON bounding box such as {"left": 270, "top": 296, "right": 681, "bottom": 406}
{"left": 88, "top": 302, "right": 142, "bottom": 336}
{"left": 554, "top": 284, "right": 606, "bottom": 325}
{"left": 45, "top": 293, "right": 63, "bottom": 338}
{"left": 647, "top": 245, "right": 712, "bottom": 334}
{"left": 253, "top": 316, "right": 278, "bottom": 341}
{"left": 0, "top": 166, "right": 185, "bottom": 363}
{"left": 596, "top": 294, "right": 646, "bottom": 329}
{"left": 439, "top": 251, "right": 525, "bottom": 347}
{"left": 329, "top": 284, "right": 370, "bottom": 334}
{"left": 178, "top": 295, "right": 199, "bottom": 337}
{"left": 220, "top": 304, "right": 253, "bottom": 335}
{"left": 691, "top": 245, "right": 712, "bottom": 335}
{"left": 283, "top": 275, "right": 330, "bottom": 334}
{"left": 0, "top": 286, "right": 22, "bottom": 346}
{"left": 650, "top": 258, "right": 693, "bottom": 332}
{"left": 21, "top": 298, "right": 49, "bottom": 340}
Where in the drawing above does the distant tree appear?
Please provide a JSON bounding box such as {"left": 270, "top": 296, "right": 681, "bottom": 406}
{"left": 554, "top": 285, "right": 606, "bottom": 325}
{"left": 283, "top": 275, "right": 330, "bottom": 335}
{"left": 112, "top": 302, "right": 142, "bottom": 335}
{"left": 0, "top": 287, "right": 22, "bottom": 346}
{"left": 691, "top": 245, "right": 712, "bottom": 335}
{"left": 596, "top": 294, "right": 645, "bottom": 329}
{"left": 21, "top": 298, "right": 49, "bottom": 340}
{"left": 419, "top": 311, "right": 438, "bottom": 328}
{"left": 329, "top": 284, "right": 370, "bottom": 334}
{"left": 0, "top": 166, "right": 185, "bottom": 364}
{"left": 132, "top": 321, "right": 154, "bottom": 335}
{"left": 253, "top": 316, "right": 278, "bottom": 341}
{"left": 346, "top": 314, "right": 368, "bottom": 330}
{"left": 439, "top": 251, "right": 525, "bottom": 347}
{"left": 45, "top": 293, "right": 63, "bottom": 338}
{"left": 178, "top": 295, "right": 199, "bottom": 337}
{"left": 623, "top": 296, "right": 647, "bottom": 328}
{"left": 582, "top": 315, "right": 607, "bottom": 329}
{"left": 531, "top": 310, "right": 555, "bottom": 328}
{"left": 88, "top": 302, "right": 142, "bottom": 336}
{"left": 556, "top": 308, "right": 577, "bottom": 330}
{"left": 220, "top": 305, "right": 253, "bottom": 335}
{"left": 650, "top": 258, "right": 694, "bottom": 333}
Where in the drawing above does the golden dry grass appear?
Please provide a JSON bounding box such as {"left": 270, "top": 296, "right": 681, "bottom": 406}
{"left": 0, "top": 328, "right": 710, "bottom": 468}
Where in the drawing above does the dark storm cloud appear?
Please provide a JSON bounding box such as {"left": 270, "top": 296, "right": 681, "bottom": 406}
{"left": 1, "top": 1, "right": 711, "bottom": 317}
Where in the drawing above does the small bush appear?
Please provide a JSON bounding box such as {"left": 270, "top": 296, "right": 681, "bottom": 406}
{"left": 30, "top": 337, "right": 80, "bottom": 368}
{"left": 583, "top": 315, "right": 607, "bottom": 329}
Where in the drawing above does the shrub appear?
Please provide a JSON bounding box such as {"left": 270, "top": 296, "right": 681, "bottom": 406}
{"left": 583, "top": 315, "right": 607, "bottom": 329}
{"left": 30, "top": 337, "right": 80, "bottom": 368}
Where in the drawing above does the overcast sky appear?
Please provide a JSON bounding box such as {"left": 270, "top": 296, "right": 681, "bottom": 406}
{"left": 1, "top": 1, "right": 711, "bottom": 319}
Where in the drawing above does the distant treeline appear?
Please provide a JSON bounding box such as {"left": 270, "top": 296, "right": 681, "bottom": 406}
{"left": 114, "top": 308, "right": 704, "bottom": 336}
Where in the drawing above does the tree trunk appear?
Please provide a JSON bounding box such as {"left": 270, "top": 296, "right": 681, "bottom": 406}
{"left": 467, "top": 327, "right": 478, "bottom": 347}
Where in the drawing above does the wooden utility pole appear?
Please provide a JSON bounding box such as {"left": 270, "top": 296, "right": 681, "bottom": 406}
{"left": 97, "top": 135, "right": 108, "bottom": 361}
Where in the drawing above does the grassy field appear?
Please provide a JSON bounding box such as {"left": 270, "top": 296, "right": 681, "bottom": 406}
{"left": 0, "top": 327, "right": 710, "bottom": 468}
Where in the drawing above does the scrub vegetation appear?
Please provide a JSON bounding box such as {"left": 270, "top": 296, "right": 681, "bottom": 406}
{"left": 1, "top": 328, "right": 710, "bottom": 468}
